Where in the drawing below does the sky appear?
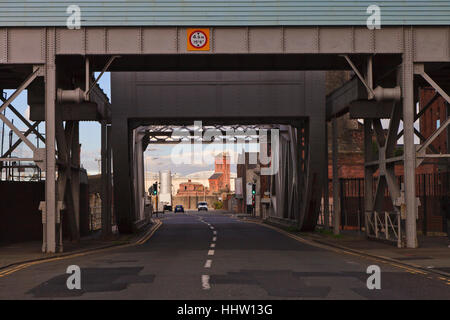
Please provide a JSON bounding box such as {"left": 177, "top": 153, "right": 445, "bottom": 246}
{"left": 144, "top": 143, "right": 256, "bottom": 176}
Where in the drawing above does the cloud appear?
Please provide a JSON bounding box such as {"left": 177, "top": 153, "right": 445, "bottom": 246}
{"left": 80, "top": 148, "right": 101, "bottom": 174}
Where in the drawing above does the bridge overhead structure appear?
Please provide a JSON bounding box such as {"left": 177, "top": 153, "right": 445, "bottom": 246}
{"left": 1, "top": 1, "right": 450, "bottom": 251}
{"left": 111, "top": 71, "right": 325, "bottom": 233}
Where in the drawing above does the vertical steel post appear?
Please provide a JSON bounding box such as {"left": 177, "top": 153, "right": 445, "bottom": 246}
{"left": 403, "top": 28, "right": 418, "bottom": 248}
{"left": 447, "top": 103, "right": 450, "bottom": 173}
{"left": 421, "top": 174, "right": 427, "bottom": 235}
{"left": 106, "top": 124, "right": 112, "bottom": 235}
{"left": 72, "top": 121, "right": 80, "bottom": 233}
{"left": 133, "top": 131, "right": 145, "bottom": 221}
{"left": 45, "top": 28, "right": 57, "bottom": 253}
{"left": 0, "top": 89, "right": 3, "bottom": 180}
{"left": 138, "top": 135, "right": 145, "bottom": 220}
{"left": 111, "top": 118, "right": 134, "bottom": 233}
{"left": 101, "top": 120, "right": 108, "bottom": 237}
{"left": 323, "top": 122, "right": 330, "bottom": 229}
{"left": 364, "top": 120, "right": 374, "bottom": 235}
{"left": 332, "top": 117, "right": 340, "bottom": 235}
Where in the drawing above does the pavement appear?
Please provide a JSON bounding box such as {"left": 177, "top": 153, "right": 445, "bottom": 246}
{"left": 0, "top": 211, "right": 448, "bottom": 299}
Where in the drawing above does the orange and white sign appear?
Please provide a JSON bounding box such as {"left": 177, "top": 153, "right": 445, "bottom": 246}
{"left": 187, "top": 28, "right": 210, "bottom": 51}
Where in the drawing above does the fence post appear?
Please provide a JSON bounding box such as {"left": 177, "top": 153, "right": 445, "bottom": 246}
{"left": 385, "top": 211, "right": 389, "bottom": 240}
{"left": 397, "top": 212, "right": 402, "bottom": 248}
{"left": 340, "top": 178, "right": 346, "bottom": 228}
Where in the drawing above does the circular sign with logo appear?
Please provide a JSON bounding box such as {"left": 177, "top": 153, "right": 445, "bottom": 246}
{"left": 189, "top": 30, "right": 208, "bottom": 49}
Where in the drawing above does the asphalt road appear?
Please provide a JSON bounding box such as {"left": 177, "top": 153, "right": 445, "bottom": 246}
{"left": 0, "top": 212, "right": 449, "bottom": 299}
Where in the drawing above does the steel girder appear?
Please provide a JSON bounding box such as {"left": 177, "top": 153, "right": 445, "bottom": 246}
{"left": 2, "top": 27, "right": 450, "bottom": 64}
{"left": 111, "top": 70, "right": 325, "bottom": 233}
{"left": 142, "top": 124, "right": 282, "bottom": 144}
{"left": 0, "top": 67, "right": 45, "bottom": 168}
{"left": 268, "top": 118, "right": 325, "bottom": 231}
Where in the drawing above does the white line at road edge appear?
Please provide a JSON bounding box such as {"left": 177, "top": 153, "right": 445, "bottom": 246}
{"left": 210, "top": 243, "right": 216, "bottom": 248}
{"left": 208, "top": 250, "right": 215, "bottom": 256}
{"left": 204, "top": 259, "right": 212, "bottom": 268}
{"left": 202, "top": 275, "right": 211, "bottom": 290}
{"left": 212, "top": 236, "right": 217, "bottom": 242}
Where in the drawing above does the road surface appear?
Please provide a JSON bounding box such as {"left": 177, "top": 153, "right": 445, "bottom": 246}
{"left": 0, "top": 212, "right": 449, "bottom": 299}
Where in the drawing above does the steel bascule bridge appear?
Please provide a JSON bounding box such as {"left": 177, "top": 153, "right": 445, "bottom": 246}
{"left": 0, "top": 1, "right": 449, "bottom": 252}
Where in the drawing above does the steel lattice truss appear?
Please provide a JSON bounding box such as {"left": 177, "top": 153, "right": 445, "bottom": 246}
{"left": 140, "top": 124, "right": 284, "bottom": 144}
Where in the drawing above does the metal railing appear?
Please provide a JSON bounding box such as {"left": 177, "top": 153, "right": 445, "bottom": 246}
{"left": 365, "top": 211, "right": 402, "bottom": 247}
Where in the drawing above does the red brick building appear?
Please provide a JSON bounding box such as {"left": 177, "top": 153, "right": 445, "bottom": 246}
{"left": 415, "top": 87, "right": 449, "bottom": 174}
{"left": 326, "top": 114, "right": 365, "bottom": 179}
{"left": 176, "top": 179, "right": 208, "bottom": 196}
{"left": 420, "top": 87, "right": 448, "bottom": 154}
{"left": 208, "top": 153, "right": 231, "bottom": 193}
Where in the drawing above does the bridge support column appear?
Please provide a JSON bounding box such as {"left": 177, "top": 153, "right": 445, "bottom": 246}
{"left": 331, "top": 117, "right": 341, "bottom": 235}
{"left": 133, "top": 129, "right": 146, "bottom": 222}
{"left": 402, "top": 28, "right": 418, "bottom": 248}
{"left": 298, "top": 72, "right": 326, "bottom": 230}
{"left": 107, "top": 124, "right": 113, "bottom": 232}
{"left": 55, "top": 118, "right": 81, "bottom": 248}
{"left": 323, "top": 121, "right": 330, "bottom": 230}
{"left": 101, "top": 121, "right": 112, "bottom": 237}
{"left": 112, "top": 117, "right": 135, "bottom": 233}
{"left": 44, "top": 28, "right": 57, "bottom": 253}
{"left": 71, "top": 121, "right": 80, "bottom": 236}
{"left": 363, "top": 119, "right": 374, "bottom": 235}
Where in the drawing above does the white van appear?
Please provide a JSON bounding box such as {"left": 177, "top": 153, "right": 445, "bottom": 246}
{"left": 197, "top": 201, "right": 208, "bottom": 211}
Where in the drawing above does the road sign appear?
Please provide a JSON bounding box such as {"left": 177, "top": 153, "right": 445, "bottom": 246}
{"left": 187, "top": 28, "right": 210, "bottom": 51}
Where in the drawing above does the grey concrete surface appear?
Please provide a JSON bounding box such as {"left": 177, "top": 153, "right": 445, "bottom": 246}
{"left": 0, "top": 212, "right": 449, "bottom": 300}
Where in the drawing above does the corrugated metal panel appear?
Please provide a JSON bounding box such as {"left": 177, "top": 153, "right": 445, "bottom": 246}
{"left": 0, "top": 1, "right": 449, "bottom": 27}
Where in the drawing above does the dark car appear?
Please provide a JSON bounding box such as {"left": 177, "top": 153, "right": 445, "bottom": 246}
{"left": 163, "top": 204, "right": 172, "bottom": 212}
{"left": 174, "top": 205, "right": 185, "bottom": 213}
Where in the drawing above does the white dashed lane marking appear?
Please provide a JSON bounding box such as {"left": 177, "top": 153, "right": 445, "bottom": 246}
{"left": 201, "top": 275, "right": 211, "bottom": 290}
{"left": 199, "top": 216, "right": 218, "bottom": 290}
{"left": 204, "top": 259, "right": 212, "bottom": 268}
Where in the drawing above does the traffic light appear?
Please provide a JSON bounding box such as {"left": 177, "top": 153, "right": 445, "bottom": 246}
{"left": 251, "top": 183, "right": 256, "bottom": 207}
{"left": 152, "top": 182, "right": 158, "bottom": 195}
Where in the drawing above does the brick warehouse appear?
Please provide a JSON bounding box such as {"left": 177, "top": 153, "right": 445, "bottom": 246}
{"left": 208, "top": 153, "right": 231, "bottom": 193}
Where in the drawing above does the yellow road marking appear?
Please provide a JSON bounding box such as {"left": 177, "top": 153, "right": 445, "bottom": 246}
{"left": 136, "top": 219, "right": 162, "bottom": 245}
{"left": 0, "top": 219, "right": 162, "bottom": 279}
